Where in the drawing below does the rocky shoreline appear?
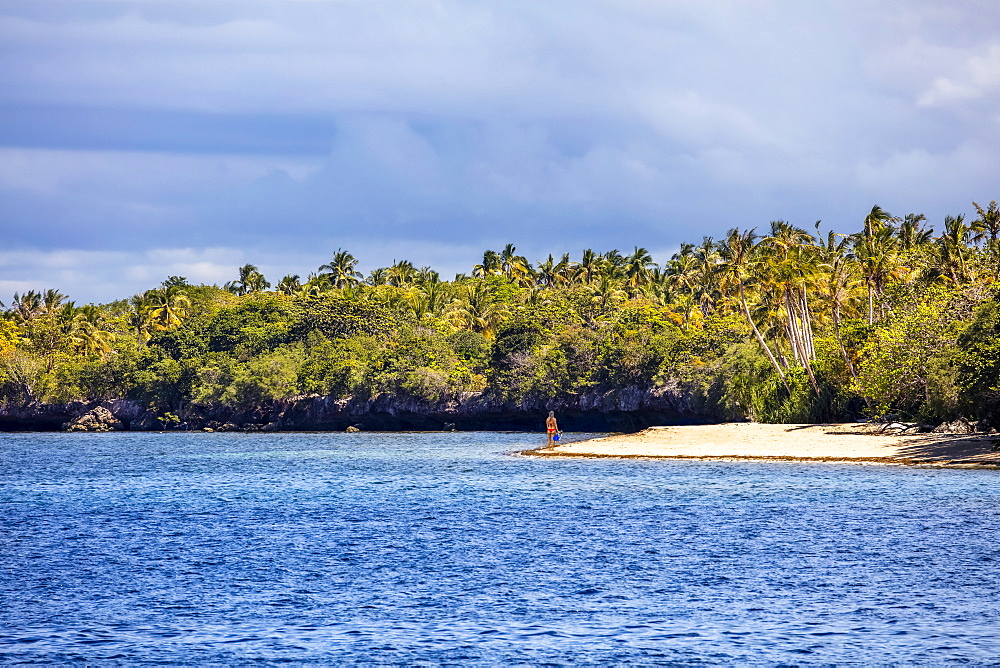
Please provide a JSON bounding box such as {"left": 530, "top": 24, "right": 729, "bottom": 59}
{"left": 0, "top": 384, "right": 716, "bottom": 433}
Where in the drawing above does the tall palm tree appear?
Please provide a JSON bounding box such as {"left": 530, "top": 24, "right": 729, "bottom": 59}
{"left": 498, "top": 244, "right": 533, "bottom": 286}
{"left": 897, "top": 213, "right": 932, "bottom": 251}
{"left": 816, "top": 227, "right": 862, "bottom": 379}
{"left": 574, "top": 249, "right": 602, "bottom": 285}
{"left": 862, "top": 204, "right": 898, "bottom": 239}
{"left": 602, "top": 250, "right": 625, "bottom": 280}
{"left": 693, "top": 237, "right": 721, "bottom": 315}
{"left": 972, "top": 200, "right": 1000, "bottom": 278}
{"left": 535, "top": 254, "right": 572, "bottom": 289}
{"left": 623, "top": 246, "right": 656, "bottom": 298}
{"left": 718, "top": 228, "right": 791, "bottom": 394}
{"left": 665, "top": 244, "right": 698, "bottom": 297}
{"left": 763, "top": 222, "right": 818, "bottom": 363}
{"left": 850, "top": 225, "right": 904, "bottom": 324}
{"left": 318, "top": 249, "right": 362, "bottom": 289}
{"left": 10, "top": 290, "right": 44, "bottom": 323}
{"left": 935, "top": 214, "right": 976, "bottom": 285}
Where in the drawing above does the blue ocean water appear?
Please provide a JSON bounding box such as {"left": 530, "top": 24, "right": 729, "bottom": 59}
{"left": 2, "top": 431, "right": 1000, "bottom": 664}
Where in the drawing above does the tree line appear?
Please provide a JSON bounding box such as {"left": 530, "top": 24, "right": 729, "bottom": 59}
{"left": 3, "top": 201, "right": 1000, "bottom": 426}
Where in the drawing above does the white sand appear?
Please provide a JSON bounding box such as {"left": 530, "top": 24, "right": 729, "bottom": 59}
{"left": 528, "top": 423, "right": 1000, "bottom": 467}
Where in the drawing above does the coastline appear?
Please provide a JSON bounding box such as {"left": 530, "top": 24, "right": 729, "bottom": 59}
{"left": 523, "top": 422, "right": 1000, "bottom": 468}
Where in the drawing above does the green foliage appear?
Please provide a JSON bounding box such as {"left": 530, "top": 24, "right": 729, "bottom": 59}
{"left": 956, "top": 295, "right": 1000, "bottom": 427}
{"left": 853, "top": 286, "right": 974, "bottom": 419}
{"left": 594, "top": 304, "right": 684, "bottom": 387}
{"left": 205, "top": 293, "right": 295, "bottom": 356}
{"left": 8, "top": 213, "right": 1000, "bottom": 426}
{"left": 298, "top": 332, "right": 374, "bottom": 398}
{"left": 290, "top": 294, "right": 393, "bottom": 340}
{"left": 0, "top": 349, "right": 46, "bottom": 405}
{"left": 192, "top": 346, "right": 304, "bottom": 408}
{"left": 488, "top": 320, "right": 546, "bottom": 400}
{"left": 526, "top": 325, "right": 599, "bottom": 399}
{"left": 714, "top": 343, "right": 818, "bottom": 422}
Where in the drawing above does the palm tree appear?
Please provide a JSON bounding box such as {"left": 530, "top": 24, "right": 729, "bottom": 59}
{"left": 623, "top": 246, "right": 656, "bottom": 298}
{"left": 10, "top": 290, "right": 44, "bottom": 322}
{"left": 972, "top": 200, "right": 1000, "bottom": 278}
{"left": 897, "top": 213, "right": 932, "bottom": 251}
{"left": 446, "top": 282, "right": 508, "bottom": 338}
{"left": 862, "top": 204, "right": 898, "bottom": 239}
{"left": 693, "top": 237, "right": 721, "bottom": 315}
{"left": 387, "top": 260, "right": 417, "bottom": 287}
{"left": 588, "top": 274, "right": 627, "bottom": 313}
{"left": 366, "top": 267, "right": 390, "bottom": 286}
{"left": 42, "top": 289, "right": 67, "bottom": 313}
{"left": 554, "top": 253, "right": 574, "bottom": 286}
{"left": 276, "top": 274, "right": 301, "bottom": 295}
{"left": 816, "top": 226, "right": 862, "bottom": 379}
{"left": 646, "top": 266, "right": 675, "bottom": 305}
{"left": 718, "top": 228, "right": 791, "bottom": 394}
{"left": 318, "top": 249, "right": 362, "bottom": 289}
{"left": 602, "top": 250, "right": 625, "bottom": 280}
{"left": 535, "top": 254, "right": 571, "bottom": 288}
{"left": 416, "top": 266, "right": 440, "bottom": 285}
{"left": 129, "top": 292, "right": 155, "bottom": 344}
{"left": 935, "top": 214, "right": 976, "bottom": 285}
{"left": 407, "top": 281, "right": 449, "bottom": 319}
{"left": 473, "top": 250, "right": 502, "bottom": 278}
{"left": 64, "top": 305, "right": 115, "bottom": 358}
{"left": 665, "top": 244, "right": 698, "bottom": 297}
{"left": 145, "top": 286, "right": 192, "bottom": 331}
{"left": 675, "top": 292, "right": 702, "bottom": 331}
{"left": 850, "top": 225, "right": 904, "bottom": 324}
{"left": 499, "top": 244, "right": 533, "bottom": 286}
{"left": 225, "top": 264, "right": 270, "bottom": 295}
{"left": 764, "top": 223, "right": 817, "bottom": 356}
{"left": 75, "top": 319, "right": 115, "bottom": 357}
{"left": 574, "top": 249, "right": 602, "bottom": 285}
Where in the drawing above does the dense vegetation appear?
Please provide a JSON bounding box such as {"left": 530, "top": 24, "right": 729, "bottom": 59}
{"left": 4, "top": 202, "right": 1000, "bottom": 426}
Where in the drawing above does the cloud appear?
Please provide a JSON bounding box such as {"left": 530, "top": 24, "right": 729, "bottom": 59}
{"left": 2, "top": 1, "right": 1000, "bottom": 302}
{"left": 918, "top": 43, "right": 1000, "bottom": 107}
{"left": 0, "top": 247, "right": 246, "bottom": 304}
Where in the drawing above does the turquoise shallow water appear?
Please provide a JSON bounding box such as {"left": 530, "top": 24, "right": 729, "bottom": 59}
{"left": 2, "top": 431, "right": 1000, "bottom": 664}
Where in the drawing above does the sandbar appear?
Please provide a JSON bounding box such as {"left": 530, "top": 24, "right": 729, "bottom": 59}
{"left": 524, "top": 423, "right": 1000, "bottom": 468}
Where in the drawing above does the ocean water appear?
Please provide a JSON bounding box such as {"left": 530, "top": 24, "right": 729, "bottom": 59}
{"left": 2, "top": 431, "right": 1000, "bottom": 665}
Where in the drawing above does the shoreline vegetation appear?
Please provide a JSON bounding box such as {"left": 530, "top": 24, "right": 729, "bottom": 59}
{"left": 3, "top": 203, "right": 1000, "bottom": 433}
{"left": 523, "top": 423, "right": 1000, "bottom": 468}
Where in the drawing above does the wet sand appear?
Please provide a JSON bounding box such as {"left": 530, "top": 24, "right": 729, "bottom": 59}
{"left": 525, "top": 423, "right": 1000, "bottom": 467}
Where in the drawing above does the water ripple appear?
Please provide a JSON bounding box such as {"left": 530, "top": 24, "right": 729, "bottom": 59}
{"left": 2, "top": 431, "right": 1000, "bottom": 663}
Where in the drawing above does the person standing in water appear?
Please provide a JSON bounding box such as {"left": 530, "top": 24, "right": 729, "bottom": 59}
{"left": 546, "top": 411, "right": 559, "bottom": 445}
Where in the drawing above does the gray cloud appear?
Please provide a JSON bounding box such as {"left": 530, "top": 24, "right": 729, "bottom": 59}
{"left": 1, "top": 1, "right": 999, "bottom": 302}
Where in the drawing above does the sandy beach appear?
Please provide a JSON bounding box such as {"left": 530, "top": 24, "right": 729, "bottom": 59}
{"left": 526, "top": 423, "right": 1000, "bottom": 467}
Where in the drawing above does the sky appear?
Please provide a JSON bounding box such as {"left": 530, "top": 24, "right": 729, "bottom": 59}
{"left": 1, "top": 0, "right": 1000, "bottom": 304}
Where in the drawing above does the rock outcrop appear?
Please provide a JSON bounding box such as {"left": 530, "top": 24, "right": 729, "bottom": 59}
{"left": 64, "top": 406, "right": 124, "bottom": 432}
{"left": 0, "top": 383, "right": 719, "bottom": 433}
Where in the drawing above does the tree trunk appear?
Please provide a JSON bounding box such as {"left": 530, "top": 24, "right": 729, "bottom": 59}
{"left": 739, "top": 285, "right": 791, "bottom": 394}
{"left": 831, "top": 306, "right": 857, "bottom": 380}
